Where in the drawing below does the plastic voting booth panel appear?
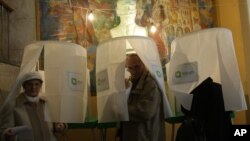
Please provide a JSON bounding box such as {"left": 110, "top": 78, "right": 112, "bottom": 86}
{"left": 167, "top": 28, "right": 247, "bottom": 113}
{"left": 44, "top": 41, "right": 88, "bottom": 123}
{"left": 0, "top": 41, "right": 88, "bottom": 123}
{"left": 96, "top": 36, "right": 173, "bottom": 123}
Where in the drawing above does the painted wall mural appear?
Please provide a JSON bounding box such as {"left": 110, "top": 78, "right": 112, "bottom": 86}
{"left": 39, "top": 0, "right": 216, "bottom": 93}
{"left": 39, "top": 0, "right": 216, "bottom": 58}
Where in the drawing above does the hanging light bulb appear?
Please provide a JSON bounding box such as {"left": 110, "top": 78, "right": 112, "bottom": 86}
{"left": 150, "top": 23, "right": 157, "bottom": 33}
{"left": 88, "top": 10, "right": 94, "bottom": 21}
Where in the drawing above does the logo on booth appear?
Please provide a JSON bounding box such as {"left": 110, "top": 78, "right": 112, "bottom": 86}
{"left": 173, "top": 62, "right": 198, "bottom": 84}
{"left": 71, "top": 78, "right": 77, "bottom": 85}
{"left": 156, "top": 70, "right": 161, "bottom": 77}
{"left": 175, "top": 71, "right": 182, "bottom": 78}
{"left": 68, "top": 72, "right": 84, "bottom": 91}
{"left": 96, "top": 69, "right": 109, "bottom": 91}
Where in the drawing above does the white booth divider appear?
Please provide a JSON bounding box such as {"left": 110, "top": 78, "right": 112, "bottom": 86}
{"left": 1, "top": 41, "right": 88, "bottom": 123}
{"left": 44, "top": 41, "right": 88, "bottom": 123}
{"left": 96, "top": 36, "right": 173, "bottom": 123}
{"left": 168, "top": 28, "right": 247, "bottom": 112}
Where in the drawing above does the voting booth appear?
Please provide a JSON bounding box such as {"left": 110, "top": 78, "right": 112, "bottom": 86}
{"left": 167, "top": 28, "right": 247, "bottom": 114}
{"left": 96, "top": 36, "right": 173, "bottom": 123}
{"left": 1, "top": 41, "right": 89, "bottom": 123}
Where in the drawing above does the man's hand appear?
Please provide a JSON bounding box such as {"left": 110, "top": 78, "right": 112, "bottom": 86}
{"left": 3, "top": 128, "right": 16, "bottom": 141}
{"left": 53, "top": 122, "right": 66, "bottom": 133}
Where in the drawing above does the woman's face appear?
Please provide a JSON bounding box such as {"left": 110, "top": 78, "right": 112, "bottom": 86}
{"left": 23, "top": 79, "right": 42, "bottom": 97}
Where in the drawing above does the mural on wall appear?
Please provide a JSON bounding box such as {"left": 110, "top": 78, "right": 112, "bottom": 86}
{"left": 39, "top": 0, "right": 216, "bottom": 93}
{"left": 39, "top": 0, "right": 215, "bottom": 58}
{"left": 40, "top": 0, "right": 97, "bottom": 45}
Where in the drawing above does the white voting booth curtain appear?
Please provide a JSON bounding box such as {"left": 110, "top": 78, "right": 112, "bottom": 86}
{"left": 168, "top": 28, "right": 247, "bottom": 112}
{"left": 0, "top": 41, "right": 88, "bottom": 123}
{"left": 96, "top": 36, "right": 173, "bottom": 123}
{"left": 44, "top": 41, "right": 88, "bottom": 123}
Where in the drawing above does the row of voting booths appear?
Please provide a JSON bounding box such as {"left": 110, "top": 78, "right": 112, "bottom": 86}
{"left": 0, "top": 36, "right": 173, "bottom": 141}
{"left": 1, "top": 28, "right": 247, "bottom": 140}
{"left": 1, "top": 36, "right": 172, "bottom": 123}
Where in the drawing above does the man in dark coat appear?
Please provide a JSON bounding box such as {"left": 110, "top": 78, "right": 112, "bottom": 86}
{"left": 120, "top": 54, "right": 166, "bottom": 141}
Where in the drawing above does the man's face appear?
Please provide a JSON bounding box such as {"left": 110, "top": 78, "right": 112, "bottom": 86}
{"left": 23, "top": 79, "right": 42, "bottom": 97}
{"left": 126, "top": 55, "right": 145, "bottom": 81}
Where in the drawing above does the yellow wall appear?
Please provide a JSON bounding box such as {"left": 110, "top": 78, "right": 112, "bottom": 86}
{"left": 215, "top": 0, "right": 250, "bottom": 124}
{"left": 215, "top": 0, "right": 246, "bottom": 91}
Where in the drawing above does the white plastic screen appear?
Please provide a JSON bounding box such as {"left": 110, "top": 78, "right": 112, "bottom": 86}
{"left": 96, "top": 36, "right": 173, "bottom": 123}
{"left": 168, "top": 28, "right": 247, "bottom": 112}
{"left": 44, "top": 41, "right": 88, "bottom": 123}
{"left": 1, "top": 41, "right": 89, "bottom": 123}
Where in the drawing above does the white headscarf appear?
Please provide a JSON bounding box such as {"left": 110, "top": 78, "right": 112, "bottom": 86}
{"left": 21, "top": 71, "right": 43, "bottom": 103}
{"left": 22, "top": 71, "right": 43, "bottom": 85}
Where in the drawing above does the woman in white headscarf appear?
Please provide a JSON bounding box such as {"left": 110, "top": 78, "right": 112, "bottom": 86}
{"left": 0, "top": 71, "right": 66, "bottom": 141}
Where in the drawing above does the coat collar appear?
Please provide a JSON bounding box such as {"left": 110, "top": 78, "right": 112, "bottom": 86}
{"left": 17, "top": 93, "right": 46, "bottom": 105}
{"left": 133, "top": 70, "right": 149, "bottom": 90}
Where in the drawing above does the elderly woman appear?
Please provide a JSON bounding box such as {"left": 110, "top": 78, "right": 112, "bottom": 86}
{"left": 0, "top": 71, "right": 66, "bottom": 141}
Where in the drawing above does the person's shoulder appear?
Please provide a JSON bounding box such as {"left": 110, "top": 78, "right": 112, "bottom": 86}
{"left": 142, "top": 73, "right": 161, "bottom": 94}
{"left": 15, "top": 93, "right": 27, "bottom": 106}
{"left": 144, "top": 72, "right": 157, "bottom": 85}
